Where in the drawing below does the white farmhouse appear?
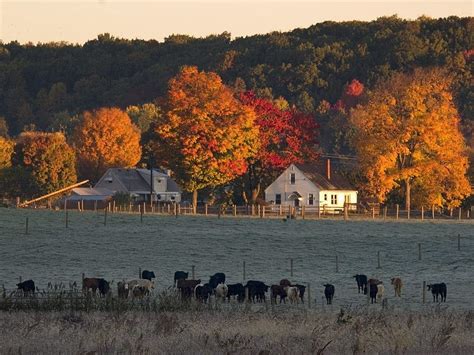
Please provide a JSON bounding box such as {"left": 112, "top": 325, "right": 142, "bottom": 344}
{"left": 264, "top": 160, "right": 357, "bottom": 210}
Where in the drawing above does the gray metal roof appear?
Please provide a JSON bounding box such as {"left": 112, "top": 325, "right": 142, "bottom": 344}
{"left": 295, "top": 163, "right": 356, "bottom": 191}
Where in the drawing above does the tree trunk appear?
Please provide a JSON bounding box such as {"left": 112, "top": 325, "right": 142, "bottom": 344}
{"left": 405, "top": 178, "right": 411, "bottom": 213}
{"left": 251, "top": 183, "right": 261, "bottom": 204}
{"left": 192, "top": 190, "right": 198, "bottom": 214}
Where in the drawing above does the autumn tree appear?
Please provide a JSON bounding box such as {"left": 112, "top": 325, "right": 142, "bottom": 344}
{"left": 12, "top": 132, "right": 77, "bottom": 196}
{"left": 0, "top": 137, "right": 14, "bottom": 169}
{"left": 152, "top": 66, "right": 259, "bottom": 208}
{"left": 239, "top": 92, "right": 318, "bottom": 203}
{"left": 350, "top": 68, "right": 471, "bottom": 210}
{"left": 72, "top": 107, "right": 141, "bottom": 181}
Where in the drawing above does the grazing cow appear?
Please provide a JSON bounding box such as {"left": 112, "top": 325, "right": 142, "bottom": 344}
{"left": 141, "top": 270, "right": 156, "bottom": 281}
{"left": 279, "top": 279, "right": 292, "bottom": 287}
{"left": 17, "top": 280, "right": 35, "bottom": 296}
{"left": 368, "top": 278, "right": 382, "bottom": 286}
{"left": 391, "top": 277, "right": 403, "bottom": 297}
{"left": 227, "top": 283, "right": 245, "bottom": 302}
{"left": 245, "top": 281, "right": 269, "bottom": 302}
{"left": 293, "top": 284, "right": 306, "bottom": 303}
{"left": 126, "top": 279, "right": 154, "bottom": 297}
{"left": 377, "top": 284, "right": 385, "bottom": 301}
{"left": 209, "top": 273, "right": 226, "bottom": 289}
{"left": 353, "top": 275, "right": 368, "bottom": 294}
{"left": 215, "top": 283, "right": 229, "bottom": 301}
{"left": 369, "top": 283, "right": 378, "bottom": 303}
{"left": 83, "top": 277, "right": 109, "bottom": 295}
{"left": 174, "top": 271, "right": 189, "bottom": 286}
{"left": 324, "top": 284, "right": 335, "bottom": 305}
{"left": 132, "top": 285, "right": 148, "bottom": 298}
{"left": 117, "top": 281, "right": 129, "bottom": 299}
{"left": 194, "top": 283, "right": 213, "bottom": 303}
{"left": 177, "top": 279, "right": 201, "bottom": 299}
{"left": 285, "top": 286, "right": 300, "bottom": 304}
{"left": 427, "top": 283, "right": 447, "bottom": 302}
{"left": 271, "top": 285, "right": 287, "bottom": 304}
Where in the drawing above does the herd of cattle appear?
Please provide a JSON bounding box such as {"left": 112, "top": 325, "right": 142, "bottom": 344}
{"left": 13, "top": 270, "right": 448, "bottom": 304}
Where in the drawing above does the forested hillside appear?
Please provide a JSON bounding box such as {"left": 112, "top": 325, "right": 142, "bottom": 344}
{"left": 0, "top": 16, "right": 472, "bottom": 136}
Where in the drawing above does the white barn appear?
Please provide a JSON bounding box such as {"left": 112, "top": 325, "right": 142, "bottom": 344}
{"left": 264, "top": 161, "right": 358, "bottom": 210}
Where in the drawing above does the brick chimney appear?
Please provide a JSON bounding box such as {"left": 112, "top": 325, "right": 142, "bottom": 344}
{"left": 326, "top": 159, "right": 331, "bottom": 180}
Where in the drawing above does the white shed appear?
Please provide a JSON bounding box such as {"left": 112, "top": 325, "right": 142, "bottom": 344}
{"left": 264, "top": 160, "right": 358, "bottom": 210}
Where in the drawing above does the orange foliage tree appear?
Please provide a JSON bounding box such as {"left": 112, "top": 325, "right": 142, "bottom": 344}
{"left": 152, "top": 66, "right": 259, "bottom": 208}
{"left": 0, "top": 137, "right": 14, "bottom": 169}
{"left": 13, "top": 132, "right": 77, "bottom": 196}
{"left": 73, "top": 107, "right": 141, "bottom": 181}
{"left": 350, "top": 68, "right": 471, "bottom": 210}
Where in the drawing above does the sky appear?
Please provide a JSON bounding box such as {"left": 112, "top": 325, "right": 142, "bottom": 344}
{"left": 0, "top": 0, "right": 472, "bottom": 44}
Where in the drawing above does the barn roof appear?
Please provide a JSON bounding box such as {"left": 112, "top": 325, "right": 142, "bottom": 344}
{"left": 295, "top": 162, "right": 356, "bottom": 191}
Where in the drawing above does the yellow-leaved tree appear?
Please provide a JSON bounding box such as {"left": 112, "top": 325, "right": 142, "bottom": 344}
{"left": 350, "top": 68, "right": 471, "bottom": 210}
{"left": 152, "top": 66, "right": 259, "bottom": 209}
{"left": 72, "top": 107, "right": 142, "bottom": 181}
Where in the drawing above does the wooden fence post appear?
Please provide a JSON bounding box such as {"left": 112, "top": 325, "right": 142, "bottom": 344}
{"left": 432, "top": 205, "right": 435, "bottom": 220}
{"left": 177, "top": 204, "right": 181, "bottom": 216}
{"left": 233, "top": 205, "right": 237, "bottom": 217}
{"left": 307, "top": 283, "right": 311, "bottom": 309}
{"left": 279, "top": 205, "right": 282, "bottom": 216}
{"left": 396, "top": 204, "right": 399, "bottom": 220}
{"left": 290, "top": 258, "right": 293, "bottom": 277}
{"left": 140, "top": 208, "right": 143, "bottom": 223}
{"left": 344, "top": 205, "right": 348, "bottom": 220}
{"left": 204, "top": 203, "right": 208, "bottom": 216}
{"left": 384, "top": 206, "right": 387, "bottom": 220}
{"left": 318, "top": 205, "right": 321, "bottom": 219}
{"left": 335, "top": 254, "right": 339, "bottom": 273}
{"left": 458, "top": 208, "right": 462, "bottom": 220}
{"left": 104, "top": 208, "right": 107, "bottom": 226}
{"left": 407, "top": 206, "right": 410, "bottom": 220}
{"left": 302, "top": 205, "right": 305, "bottom": 219}
{"left": 243, "top": 261, "right": 246, "bottom": 283}
{"left": 372, "top": 207, "right": 375, "bottom": 219}
{"left": 421, "top": 206, "right": 424, "bottom": 221}
{"left": 257, "top": 204, "right": 261, "bottom": 218}
{"left": 139, "top": 267, "right": 142, "bottom": 279}
{"left": 65, "top": 209, "right": 69, "bottom": 228}
{"left": 77, "top": 201, "right": 80, "bottom": 212}
{"left": 191, "top": 265, "right": 195, "bottom": 280}
{"left": 422, "top": 281, "right": 426, "bottom": 304}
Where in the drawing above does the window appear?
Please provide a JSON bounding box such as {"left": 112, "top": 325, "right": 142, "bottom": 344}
{"left": 308, "top": 194, "right": 314, "bottom": 205}
{"left": 324, "top": 194, "right": 327, "bottom": 201}
{"left": 290, "top": 173, "right": 295, "bottom": 185}
{"left": 275, "top": 194, "right": 281, "bottom": 205}
{"left": 331, "top": 194, "right": 337, "bottom": 205}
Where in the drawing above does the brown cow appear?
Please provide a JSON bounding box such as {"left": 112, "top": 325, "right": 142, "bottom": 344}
{"left": 271, "top": 285, "right": 287, "bottom": 304}
{"left": 279, "top": 279, "right": 292, "bottom": 287}
{"left": 82, "top": 277, "right": 109, "bottom": 296}
{"left": 177, "top": 279, "right": 201, "bottom": 299}
{"left": 391, "top": 277, "right": 403, "bottom": 297}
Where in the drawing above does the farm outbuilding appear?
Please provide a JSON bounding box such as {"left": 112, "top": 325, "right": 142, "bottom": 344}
{"left": 94, "top": 168, "right": 181, "bottom": 203}
{"left": 264, "top": 160, "right": 358, "bottom": 210}
{"left": 65, "top": 187, "right": 114, "bottom": 209}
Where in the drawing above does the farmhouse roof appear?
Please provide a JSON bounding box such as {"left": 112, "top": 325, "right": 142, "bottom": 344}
{"left": 95, "top": 168, "right": 181, "bottom": 194}
{"left": 295, "top": 162, "right": 356, "bottom": 191}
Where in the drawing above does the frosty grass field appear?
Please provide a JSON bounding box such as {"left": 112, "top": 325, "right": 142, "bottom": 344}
{"left": 0, "top": 208, "right": 473, "bottom": 310}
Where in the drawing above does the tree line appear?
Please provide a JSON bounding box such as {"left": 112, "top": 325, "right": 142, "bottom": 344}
{"left": 0, "top": 16, "right": 472, "bottom": 208}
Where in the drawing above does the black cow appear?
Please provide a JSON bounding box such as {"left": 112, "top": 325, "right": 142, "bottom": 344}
{"left": 209, "top": 273, "right": 226, "bottom": 289}
{"left": 17, "top": 280, "right": 35, "bottom": 295}
{"left": 369, "top": 283, "right": 378, "bottom": 303}
{"left": 98, "top": 278, "right": 110, "bottom": 296}
{"left": 195, "top": 283, "right": 213, "bottom": 303}
{"left": 427, "top": 283, "right": 447, "bottom": 302}
{"left": 227, "top": 283, "right": 245, "bottom": 302}
{"left": 245, "top": 280, "right": 269, "bottom": 302}
{"left": 324, "top": 284, "right": 335, "bottom": 305}
{"left": 353, "top": 274, "right": 368, "bottom": 294}
{"left": 174, "top": 271, "right": 189, "bottom": 286}
{"left": 293, "top": 284, "right": 306, "bottom": 303}
{"left": 141, "top": 270, "right": 156, "bottom": 281}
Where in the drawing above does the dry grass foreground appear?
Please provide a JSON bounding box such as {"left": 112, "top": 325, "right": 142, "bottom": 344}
{"left": 1, "top": 307, "right": 473, "bottom": 354}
